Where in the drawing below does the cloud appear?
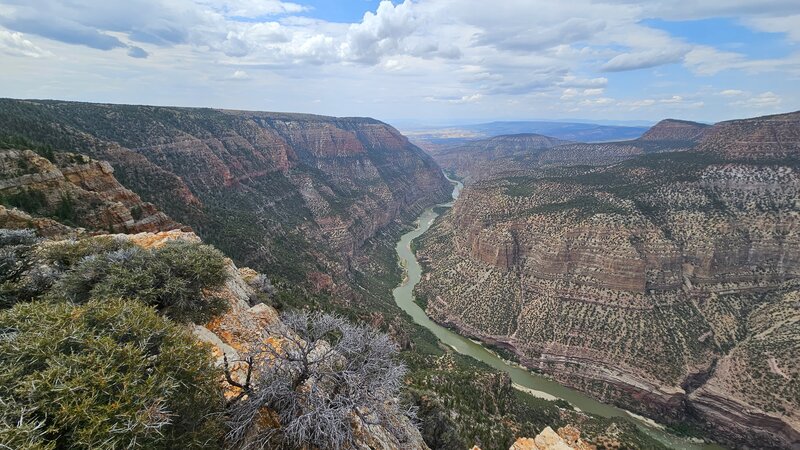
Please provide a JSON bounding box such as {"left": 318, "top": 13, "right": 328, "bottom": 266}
{"left": 127, "top": 46, "right": 148, "bottom": 58}
{"left": 0, "top": 29, "right": 50, "bottom": 57}
{"left": 744, "top": 14, "right": 800, "bottom": 42}
{"left": 684, "top": 45, "right": 800, "bottom": 76}
{"left": 199, "top": 0, "right": 306, "bottom": 18}
{"left": 425, "top": 93, "right": 483, "bottom": 104}
{"left": 719, "top": 89, "right": 745, "bottom": 96}
{"left": 0, "top": 0, "right": 797, "bottom": 122}
{"left": 472, "top": 17, "right": 606, "bottom": 52}
{"left": 730, "top": 91, "right": 782, "bottom": 108}
{"left": 341, "top": 0, "right": 419, "bottom": 64}
{"left": 1, "top": 15, "right": 126, "bottom": 50}
{"left": 601, "top": 48, "right": 687, "bottom": 72}
{"left": 0, "top": 0, "right": 225, "bottom": 52}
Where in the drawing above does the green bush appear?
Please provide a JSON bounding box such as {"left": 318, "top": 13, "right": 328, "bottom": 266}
{"left": 51, "top": 241, "right": 229, "bottom": 323}
{"left": 40, "top": 235, "right": 132, "bottom": 268}
{"left": 0, "top": 298, "right": 225, "bottom": 449}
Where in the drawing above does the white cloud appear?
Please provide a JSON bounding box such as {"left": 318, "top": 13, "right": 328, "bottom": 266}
{"left": 0, "top": 0, "right": 797, "bottom": 122}
{"left": 0, "top": 29, "right": 50, "bottom": 57}
{"left": 730, "top": 91, "right": 782, "bottom": 109}
{"left": 719, "top": 89, "right": 745, "bottom": 96}
{"left": 601, "top": 48, "right": 687, "bottom": 72}
{"left": 744, "top": 14, "right": 800, "bottom": 42}
{"left": 199, "top": 0, "right": 306, "bottom": 18}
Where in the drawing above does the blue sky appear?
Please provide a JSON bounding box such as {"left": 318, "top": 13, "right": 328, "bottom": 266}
{"left": 0, "top": 0, "right": 798, "bottom": 125}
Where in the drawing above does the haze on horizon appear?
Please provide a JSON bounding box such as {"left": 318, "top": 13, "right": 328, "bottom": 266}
{"left": 0, "top": 0, "right": 798, "bottom": 125}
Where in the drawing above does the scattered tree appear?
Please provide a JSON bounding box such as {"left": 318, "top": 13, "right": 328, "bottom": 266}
{"left": 227, "top": 311, "right": 414, "bottom": 450}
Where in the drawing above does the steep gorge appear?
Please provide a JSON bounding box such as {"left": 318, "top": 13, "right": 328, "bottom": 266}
{"left": 416, "top": 112, "right": 800, "bottom": 449}
{"left": 0, "top": 98, "right": 451, "bottom": 300}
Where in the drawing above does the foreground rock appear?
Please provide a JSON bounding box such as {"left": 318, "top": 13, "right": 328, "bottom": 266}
{"left": 112, "top": 230, "right": 430, "bottom": 450}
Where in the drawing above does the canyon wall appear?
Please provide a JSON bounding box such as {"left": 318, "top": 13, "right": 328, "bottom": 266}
{"left": 0, "top": 99, "right": 451, "bottom": 297}
{"left": 0, "top": 148, "right": 180, "bottom": 234}
{"left": 416, "top": 112, "right": 800, "bottom": 449}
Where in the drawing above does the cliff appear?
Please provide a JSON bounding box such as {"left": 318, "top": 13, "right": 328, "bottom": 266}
{"left": 697, "top": 111, "right": 800, "bottom": 160}
{"left": 128, "top": 230, "right": 429, "bottom": 450}
{"left": 426, "top": 133, "right": 570, "bottom": 181}
{"left": 0, "top": 148, "right": 180, "bottom": 234}
{"left": 415, "top": 112, "right": 800, "bottom": 448}
{"left": 0, "top": 98, "right": 451, "bottom": 298}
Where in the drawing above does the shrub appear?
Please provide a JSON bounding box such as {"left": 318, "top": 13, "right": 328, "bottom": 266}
{"left": 51, "top": 240, "right": 229, "bottom": 323}
{"left": 0, "top": 298, "right": 225, "bottom": 449}
{"left": 54, "top": 192, "right": 77, "bottom": 224}
{"left": 227, "top": 311, "right": 413, "bottom": 450}
{"left": 40, "top": 235, "right": 132, "bottom": 268}
{"left": 0, "top": 230, "right": 44, "bottom": 308}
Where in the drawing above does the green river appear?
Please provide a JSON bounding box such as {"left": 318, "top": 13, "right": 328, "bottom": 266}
{"left": 392, "top": 175, "right": 724, "bottom": 450}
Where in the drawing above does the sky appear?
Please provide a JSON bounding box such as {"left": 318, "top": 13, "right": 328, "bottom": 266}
{"left": 0, "top": 0, "right": 799, "bottom": 126}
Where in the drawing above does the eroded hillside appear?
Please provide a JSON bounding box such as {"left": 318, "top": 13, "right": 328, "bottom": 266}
{"left": 431, "top": 119, "right": 711, "bottom": 182}
{"left": 416, "top": 112, "right": 800, "bottom": 449}
{"left": 0, "top": 98, "right": 451, "bottom": 300}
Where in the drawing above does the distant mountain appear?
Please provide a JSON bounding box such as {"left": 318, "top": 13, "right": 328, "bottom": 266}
{"left": 426, "top": 133, "right": 571, "bottom": 180}
{"left": 462, "top": 121, "right": 650, "bottom": 142}
{"left": 638, "top": 118, "right": 711, "bottom": 142}
{"left": 405, "top": 120, "right": 650, "bottom": 153}
{"left": 429, "top": 118, "right": 711, "bottom": 181}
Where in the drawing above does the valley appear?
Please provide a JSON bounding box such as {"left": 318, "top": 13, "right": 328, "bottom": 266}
{"left": 415, "top": 112, "right": 800, "bottom": 449}
{"left": 1, "top": 100, "right": 797, "bottom": 450}
{"left": 393, "top": 174, "right": 722, "bottom": 450}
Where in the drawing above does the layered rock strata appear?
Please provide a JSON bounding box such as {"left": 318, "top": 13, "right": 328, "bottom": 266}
{"left": 0, "top": 99, "right": 451, "bottom": 297}
{"left": 416, "top": 112, "right": 800, "bottom": 449}
{"left": 0, "top": 149, "right": 179, "bottom": 233}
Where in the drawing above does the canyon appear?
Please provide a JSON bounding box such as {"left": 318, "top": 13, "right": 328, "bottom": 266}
{"left": 415, "top": 112, "right": 799, "bottom": 449}
{"left": 0, "top": 98, "right": 451, "bottom": 302}
{"left": 0, "top": 111, "right": 660, "bottom": 450}
{"left": 2, "top": 97, "right": 797, "bottom": 449}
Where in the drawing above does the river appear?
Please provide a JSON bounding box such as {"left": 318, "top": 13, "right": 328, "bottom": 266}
{"left": 391, "top": 175, "right": 723, "bottom": 450}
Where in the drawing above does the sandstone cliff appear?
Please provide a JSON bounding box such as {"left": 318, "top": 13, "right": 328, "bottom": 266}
{"left": 0, "top": 148, "right": 180, "bottom": 234}
{"left": 416, "top": 111, "right": 800, "bottom": 449}
{"left": 426, "top": 133, "right": 570, "bottom": 181}
{"left": 0, "top": 98, "right": 451, "bottom": 299}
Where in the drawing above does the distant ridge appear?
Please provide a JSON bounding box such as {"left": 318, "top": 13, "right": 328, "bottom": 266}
{"left": 428, "top": 118, "right": 712, "bottom": 181}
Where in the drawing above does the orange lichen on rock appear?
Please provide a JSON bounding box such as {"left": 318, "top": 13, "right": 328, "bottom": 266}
{"left": 128, "top": 230, "right": 199, "bottom": 249}
{"left": 509, "top": 426, "right": 596, "bottom": 450}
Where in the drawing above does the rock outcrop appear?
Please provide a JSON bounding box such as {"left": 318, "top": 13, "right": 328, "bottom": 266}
{"left": 120, "top": 230, "right": 429, "bottom": 450}
{"left": 0, "top": 149, "right": 180, "bottom": 233}
{"left": 472, "top": 425, "right": 596, "bottom": 450}
{"left": 416, "top": 111, "right": 800, "bottom": 449}
{"left": 0, "top": 98, "right": 451, "bottom": 300}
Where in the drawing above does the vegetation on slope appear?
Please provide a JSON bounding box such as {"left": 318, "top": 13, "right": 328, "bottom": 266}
{"left": 0, "top": 230, "right": 229, "bottom": 449}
